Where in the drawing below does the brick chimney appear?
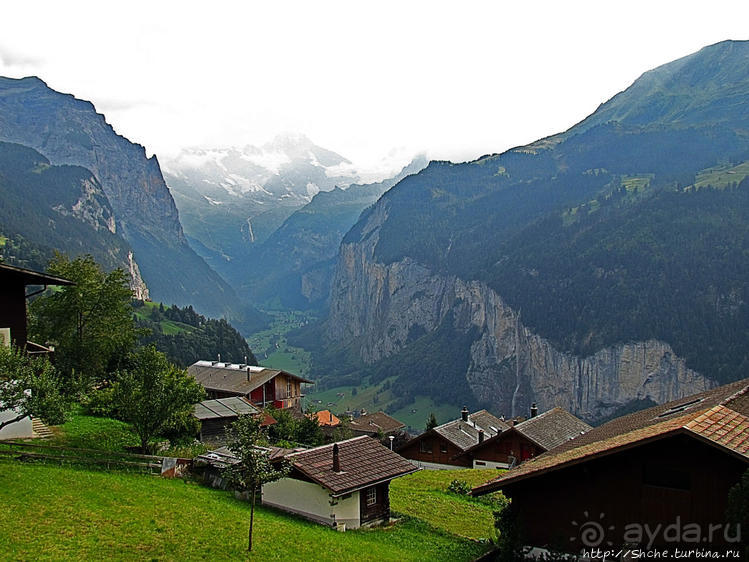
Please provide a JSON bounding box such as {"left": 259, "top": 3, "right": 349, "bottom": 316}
{"left": 530, "top": 403, "right": 538, "bottom": 418}
{"left": 461, "top": 406, "right": 469, "bottom": 422}
{"left": 332, "top": 443, "right": 340, "bottom": 472}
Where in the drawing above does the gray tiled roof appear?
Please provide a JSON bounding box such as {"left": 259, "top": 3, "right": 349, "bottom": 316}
{"left": 193, "top": 397, "right": 260, "bottom": 420}
{"left": 434, "top": 410, "right": 509, "bottom": 451}
{"left": 514, "top": 407, "right": 592, "bottom": 450}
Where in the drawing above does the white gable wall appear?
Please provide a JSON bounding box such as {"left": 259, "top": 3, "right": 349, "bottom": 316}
{"left": 262, "top": 477, "right": 361, "bottom": 529}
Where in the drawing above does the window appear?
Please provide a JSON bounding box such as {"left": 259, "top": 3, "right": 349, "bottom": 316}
{"left": 440, "top": 443, "right": 448, "bottom": 454}
{"left": 366, "top": 487, "right": 377, "bottom": 506}
{"left": 419, "top": 439, "right": 432, "bottom": 453}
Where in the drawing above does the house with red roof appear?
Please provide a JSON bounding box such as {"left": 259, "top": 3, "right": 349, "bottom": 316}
{"left": 473, "top": 378, "right": 749, "bottom": 553}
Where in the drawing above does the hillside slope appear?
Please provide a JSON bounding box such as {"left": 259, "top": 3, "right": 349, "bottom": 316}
{"left": 0, "top": 76, "right": 242, "bottom": 320}
{"left": 315, "top": 40, "right": 749, "bottom": 422}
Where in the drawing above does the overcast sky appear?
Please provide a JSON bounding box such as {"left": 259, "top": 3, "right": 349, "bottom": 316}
{"left": 1, "top": 1, "right": 748, "bottom": 176}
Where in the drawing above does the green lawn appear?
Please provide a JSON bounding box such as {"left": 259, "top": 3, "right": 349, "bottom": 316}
{"left": 390, "top": 468, "right": 505, "bottom": 540}
{"left": 247, "top": 309, "right": 314, "bottom": 377}
{"left": 305, "top": 382, "right": 459, "bottom": 431}
{"left": 0, "top": 460, "right": 491, "bottom": 561}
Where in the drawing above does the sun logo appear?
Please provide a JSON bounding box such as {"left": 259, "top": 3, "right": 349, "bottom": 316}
{"left": 570, "top": 511, "right": 615, "bottom": 547}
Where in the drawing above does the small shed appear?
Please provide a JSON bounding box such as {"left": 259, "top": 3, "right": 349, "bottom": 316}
{"left": 193, "top": 397, "right": 274, "bottom": 443}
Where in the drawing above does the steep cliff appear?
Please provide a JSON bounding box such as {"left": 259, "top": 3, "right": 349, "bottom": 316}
{"left": 0, "top": 76, "right": 236, "bottom": 317}
{"left": 327, "top": 201, "right": 714, "bottom": 422}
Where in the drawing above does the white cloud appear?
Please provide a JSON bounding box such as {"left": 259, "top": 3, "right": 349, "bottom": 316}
{"left": 0, "top": 0, "right": 747, "bottom": 166}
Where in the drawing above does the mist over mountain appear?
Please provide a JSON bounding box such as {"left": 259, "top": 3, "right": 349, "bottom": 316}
{"left": 300, "top": 40, "right": 749, "bottom": 422}
{"left": 241, "top": 155, "right": 428, "bottom": 308}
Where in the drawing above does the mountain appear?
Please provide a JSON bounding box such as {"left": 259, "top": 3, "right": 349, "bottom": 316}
{"left": 164, "top": 134, "right": 363, "bottom": 287}
{"left": 240, "top": 155, "right": 428, "bottom": 308}
{"left": 0, "top": 76, "right": 249, "bottom": 322}
{"left": 307, "top": 40, "right": 749, "bottom": 423}
{"left": 0, "top": 141, "right": 147, "bottom": 297}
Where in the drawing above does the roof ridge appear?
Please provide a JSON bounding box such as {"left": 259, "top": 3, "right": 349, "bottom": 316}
{"left": 286, "top": 435, "right": 370, "bottom": 457}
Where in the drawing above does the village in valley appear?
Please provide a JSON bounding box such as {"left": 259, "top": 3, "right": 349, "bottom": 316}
{"left": 2, "top": 6, "right": 749, "bottom": 560}
{"left": 1, "top": 260, "right": 747, "bottom": 560}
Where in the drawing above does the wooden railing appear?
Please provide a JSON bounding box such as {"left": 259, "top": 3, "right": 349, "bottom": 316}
{"left": 0, "top": 440, "right": 181, "bottom": 474}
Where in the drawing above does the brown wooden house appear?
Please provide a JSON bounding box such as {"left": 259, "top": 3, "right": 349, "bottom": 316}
{"left": 473, "top": 379, "right": 749, "bottom": 554}
{"left": 0, "top": 263, "right": 73, "bottom": 352}
{"left": 457, "top": 407, "right": 592, "bottom": 469}
{"left": 262, "top": 436, "right": 419, "bottom": 530}
{"left": 398, "top": 407, "right": 509, "bottom": 469}
{"left": 187, "top": 360, "right": 312, "bottom": 412}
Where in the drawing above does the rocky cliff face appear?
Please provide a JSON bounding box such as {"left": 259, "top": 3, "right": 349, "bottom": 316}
{"left": 326, "top": 199, "right": 715, "bottom": 423}
{"left": 0, "top": 76, "right": 237, "bottom": 316}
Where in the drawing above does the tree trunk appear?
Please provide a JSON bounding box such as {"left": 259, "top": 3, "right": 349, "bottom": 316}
{"left": 249, "top": 484, "right": 256, "bottom": 552}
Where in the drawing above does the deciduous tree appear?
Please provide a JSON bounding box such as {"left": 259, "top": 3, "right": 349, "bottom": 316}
{"left": 29, "top": 253, "right": 136, "bottom": 392}
{"left": 0, "top": 345, "right": 68, "bottom": 431}
{"left": 222, "top": 414, "right": 289, "bottom": 552}
{"left": 111, "top": 346, "right": 204, "bottom": 453}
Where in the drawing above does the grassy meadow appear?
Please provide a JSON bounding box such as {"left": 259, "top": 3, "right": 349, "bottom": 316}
{"left": 0, "top": 459, "right": 495, "bottom": 561}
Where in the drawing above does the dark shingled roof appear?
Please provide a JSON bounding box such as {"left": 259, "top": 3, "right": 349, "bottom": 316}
{"left": 0, "top": 262, "right": 74, "bottom": 286}
{"left": 428, "top": 409, "right": 509, "bottom": 451}
{"left": 350, "top": 411, "right": 405, "bottom": 435}
{"left": 283, "top": 436, "right": 418, "bottom": 496}
{"left": 457, "top": 407, "right": 591, "bottom": 460}
{"left": 472, "top": 378, "right": 749, "bottom": 496}
{"left": 513, "top": 407, "right": 592, "bottom": 450}
{"left": 187, "top": 360, "right": 313, "bottom": 396}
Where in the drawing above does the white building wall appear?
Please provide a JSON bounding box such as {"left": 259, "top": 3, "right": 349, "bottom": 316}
{"left": 0, "top": 409, "right": 32, "bottom": 440}
{"left": 408, "top": 459, "right": 463, "bottom": 470}
{"left": 262, "top": 477, "right": 362, "bottom": 529}
{"left": 473, "top": 459, "right": 510, "bottom": 469}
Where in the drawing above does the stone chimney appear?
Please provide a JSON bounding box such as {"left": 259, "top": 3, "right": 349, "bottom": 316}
{"left": 530, "top": 403, "right": 538, "bottom": 418}
{"left": 461, "top": 406, "right": 469, "bottom": 422}
{"left": 478, "top": 429, "right": 485, "bottom": 443}
{"left": 332, "top": 443, "right": 340, "bottom": 472}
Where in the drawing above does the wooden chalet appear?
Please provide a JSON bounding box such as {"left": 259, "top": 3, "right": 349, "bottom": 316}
{"left": 473, "top": 379, "right": 749, "bottom": 553}
{"left": 193, "top": 396, "right": 276, "bottom": 443}
{"left": 398, "top": 407, "right": 509, "bottom": 469}
{"left": 0, "top": 263, "right": 73, "bottom": 353}
{"left": 262, "top": 436, "right": 418, "bottom": 530}
{"left": 457, "top": 406, "right": 592, "bottom": 469}
{"left": 187, "top": 360, "right": 312, "bottom": 412}
{"left": 349, "top": 411, "right": 405, "bottom": 438}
